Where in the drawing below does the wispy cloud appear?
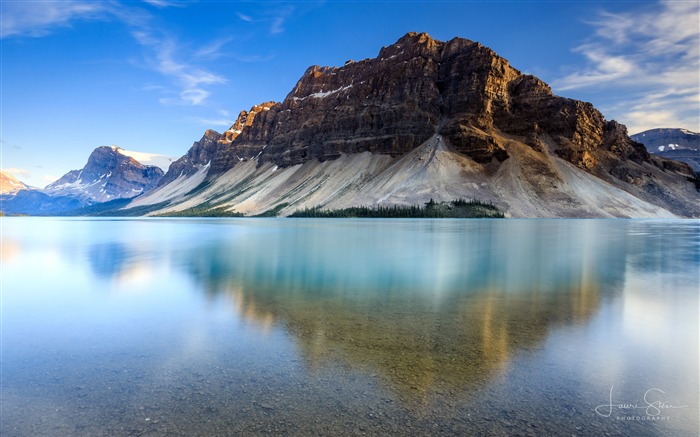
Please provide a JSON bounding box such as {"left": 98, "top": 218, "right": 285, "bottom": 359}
{"left": 122, "top": 4, "right": 230, "bottom": 106}
{"left": 193, "top": 36, "right": 235, "bottom": 61}
{"left": 556, "top": 46, "right": 635, "bottom": 89}
{"left": 133, "top": 30, "right": 227, "bottom": 105}
{"left": 1, "top": 167, "right": 31, "bottom": 178}
{"left": 237, "top": 12, "right": 253, "bottom": 23}
{"left": 234, "top": 6, "right": 296, "bottom": 35}
{"left": 270, "top": 6, "right": 294, "bottom": 35}
{"left": 141, "top": 0, "right": 183, "bottom": 8}
{"left": 3, "top": 1, "right": 227, "bottom": 107}
{"left": 232, "top": 53, "right": 275, "bottom": 63}
{"left": 0, "top": 0, "right": 111, "bottom": 38}
{"left": 189, "top": 117, "right": 232, "bottom": 128}
{"left": 553, "top": 1, "right": 699, "bottom": 133}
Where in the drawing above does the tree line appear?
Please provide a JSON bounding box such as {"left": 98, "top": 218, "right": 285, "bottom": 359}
{"left": 289, "top": 198, "right": 504, "bottom": 218}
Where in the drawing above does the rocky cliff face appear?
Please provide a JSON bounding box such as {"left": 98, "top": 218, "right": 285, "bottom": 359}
{"left": 46, "top": 146, "right": 164, "bottom": 203}
{"left": 157, "top": 129, "right": 221, "bottom": 187}
{"left": 206, "top": 32, "right": 691, "bottom": 180}
{"left": 158, "top": 102, "right": 276, "bottom": 186}
{"left": 136, "top": 32, "right": 699, "bottom": 218}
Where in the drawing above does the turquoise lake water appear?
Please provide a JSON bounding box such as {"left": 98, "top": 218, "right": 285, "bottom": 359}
{"left": 1, "top": 218, "right": 698, "bottom": 436}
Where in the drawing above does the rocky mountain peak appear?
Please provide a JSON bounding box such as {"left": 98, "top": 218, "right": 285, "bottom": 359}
{"left": 141, "top": 32, "right": 697, "bottom": 218}
{"left": 220, "top": 101, "right": 277, "bottom": 144}
{"left": 157, "top": 130, "right": 220, "bottom": 187}
{"left": 0, "top": 171, "right": 28, "bottom": 195}
{"left": 45, "top": 145, "right": 164, "bottom": 203}
{"left": 193, "top": 31, "right": 691, "bottom": 180}
{"left": 203, "top": 129, "right": 222, "bottom": 140}
{"left": 377, "top": 31, "right": 441, "bottom": 59}
{"left": 158, "top": 101, "right": 279, "bottom": 186}
{"left": 204, "top": 31, "right": 552, "bottom": 172}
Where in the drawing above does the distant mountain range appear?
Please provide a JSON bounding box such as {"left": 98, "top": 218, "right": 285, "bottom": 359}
{"left": 630, "top": 128, "right": 700, "bottom": 172}
{"left": 1, "top": 146, "right": 168, "bottom": 215}
{"left": 3, "top": 32, "right": 699, "bottom": 218}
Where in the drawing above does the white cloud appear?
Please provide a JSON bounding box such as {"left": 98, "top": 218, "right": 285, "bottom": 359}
{"left": 613, "top": 91, "right": 700, "bottom": 134}
{"left": 556, "top": 46, "right": 635, "bottom": 90}
{"left": 1, "top": 0, "right": 110, "bottom": 38}
{"left": 156, "top": 46, "right": 226, "bottom": 105}
{"left": 232, "top": 53, "right": 275, "bottom": 63}
{"left": 193, "top": 36, "right": 235, "bottom": 61}
{"left": 237, "top": 12, "right": 253, "bottom": 23}
{"left": 553, "top": 0, "right": 700, "bottom": 132}
{"left": 270, "top": 7, "right": 294, "bottom": 35}
{"left": 190, "top": 117, "right": 232, "bottom": 128}
{"left": 115, "top": 149, "right": 175, "bottom": 171}
{"left": 142, "top": 0, "right": 174, "bottom": 8}
{"left": 43, "top": 175, "right": 59, "bottom": 184}
{"left": 131, "top": 23, "right": 227, "bottom": 106}
{"left": 3, "top": 1, "right": 226, "bottom": 107}
{"left": 1, "top": 168, "right": 31, "bottom": 178}
{"left": 142, "top": 0, "right": 192, "bottom": 9}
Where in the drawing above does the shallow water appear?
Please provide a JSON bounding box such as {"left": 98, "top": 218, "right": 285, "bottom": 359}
{"left": 1, "top": 218, "right": 698, "bottom": 436}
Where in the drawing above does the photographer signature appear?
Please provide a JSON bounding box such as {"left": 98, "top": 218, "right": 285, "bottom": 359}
{"left": 595, "top": 386, "right": 688, "bottom": 417}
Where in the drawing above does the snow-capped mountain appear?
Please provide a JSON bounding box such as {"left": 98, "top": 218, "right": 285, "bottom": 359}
{"left": 45, "top": 146, "right": 165, "bottom": 203}
{"left": 1, "top": 171, "right": 85, "bottom": 215}
{"left": 631, "top": 128, "right": 699, "bottom": 152}
{"left": 631, "top": 128, "right": 700, "bottom": 171}
{"left": 2, "top": 146, "right": 166, "bottom": 215}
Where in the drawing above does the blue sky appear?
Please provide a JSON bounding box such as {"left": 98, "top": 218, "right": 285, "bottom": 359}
{"left": 2, "top": 0, "right": 698, "bottom": 188}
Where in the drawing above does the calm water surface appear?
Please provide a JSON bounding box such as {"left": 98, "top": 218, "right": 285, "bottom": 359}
{"left": 1, "top": 218, "right": 698, "bottom": 436}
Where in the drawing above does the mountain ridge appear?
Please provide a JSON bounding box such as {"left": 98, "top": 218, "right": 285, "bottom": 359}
{"left": 630, "top": 128, "right": 700, "bottom": 172}
{"left": 0, "top": 171, "right": 28, "bottom": 195}
{"left": 126, "top": 32, "right": 697, "bottom": 218}
{"left": 7, "top": 32, "right": 698, "bottom": 218}
{"left": 44, "top": 146, "right": 165, "bottom": 203}
{"left": 1, "top": 146, "right": 165, "bottom": 215}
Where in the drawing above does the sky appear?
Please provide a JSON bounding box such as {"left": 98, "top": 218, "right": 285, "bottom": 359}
{"left": 1, "top": 0, "right": 699, "bottom": 188}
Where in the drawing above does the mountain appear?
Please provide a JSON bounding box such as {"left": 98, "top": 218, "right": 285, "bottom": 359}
{"left": 1, "top": 171, "right": 85, "bottom": 215}
{"left": 45, "top": 146, "right": 165, "bottom": 203}
{"left": 1, "top": 146, "right": 165, "bottom": 215}
{"left": 0, "top": 189, "right": 85, "bottom": 216}
{"left": 630, "top": 128, "right": 700, "bottom": 171}
{"left": 125, "top": 32, "right": 699, "bottom": 218}
{"left": 156, "top": 102, "right": 276, "bottom": 188}
{"left": 0, "top": 171, "right": 28, "bottom": 195}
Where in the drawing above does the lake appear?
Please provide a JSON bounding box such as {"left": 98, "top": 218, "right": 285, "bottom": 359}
{"left": 1, "top": 218, "right": 698, "bottom": 436}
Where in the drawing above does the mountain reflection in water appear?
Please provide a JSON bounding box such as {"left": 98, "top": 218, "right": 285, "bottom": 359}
{"left": 2, "top": 218, "right": 697, "bottom": 436}
{"left": 178, "top": 219, "right": 609, "bottom": 403}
